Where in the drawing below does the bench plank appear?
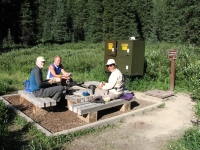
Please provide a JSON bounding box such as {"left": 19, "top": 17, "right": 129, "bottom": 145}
{"left": 44, "top": 97, "right": 57, "bottom": 106}
{"left": 72, "top": 97, "right": 136, "bottom": 123}
{"left": 66, "top": 95, "right": 94, "bottom": 103}
{"left": 18, "top": 90, "right": 57, "bottom": 108}
{"left": 75, "top": 97, "right": 136, "bottom": 115}
{"left": 18, "top": 90, "right": 45, "bottom": 108}
{"left": 69, "top": 101, "right": 90, "bottom": 111}
{"left": 73, "top": 103, "right": 100, "bottom": 113}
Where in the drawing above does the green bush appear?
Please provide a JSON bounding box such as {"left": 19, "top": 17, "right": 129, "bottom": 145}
{"left": 168, "top": 128, "right": 200, "bottom": 150}
{"left": 0, "top": 42, "right": 200, "bottom": 149}
{"left": 0, "top": 42, "right": 200, "bottom": 97}
{"left": 0, "top": 101, "right": 10, "bottom": 149}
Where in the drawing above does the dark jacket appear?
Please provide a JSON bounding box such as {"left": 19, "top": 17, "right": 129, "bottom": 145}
{"left": 30, "top": 66, "right": 50, "bottom": 92}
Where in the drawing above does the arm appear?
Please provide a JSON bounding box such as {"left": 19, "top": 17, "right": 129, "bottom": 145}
{"left": 49, "top": 64, "right": 64, "bottom": 78}
{"left": 60, "top": 65, "right": 72, "bottom": 77}
{"left": 97, "top": 71, "right": 117, "bottom": 90}
{"left": 102, "top": 72, "right": 118, "bottom": 90}
{"left": 34, "top": 67, "right": 51, "bottom": 88}
{"left": 61, "top": 68, "right": 67, "bottom": 75}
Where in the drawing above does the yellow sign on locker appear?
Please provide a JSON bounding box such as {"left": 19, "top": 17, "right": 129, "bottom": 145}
{"left": 108, "top": 43, "right": 113, "bottom": 50}
{"left": 121, "top": 43, "right": 129, "bottom": 50}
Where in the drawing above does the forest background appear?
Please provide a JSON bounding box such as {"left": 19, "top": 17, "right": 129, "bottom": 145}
{"left": 1, "top": 0, "right": 200, "bottom": 48}
{"left": 1, "top": 0, "right": 200, "bottom": 149}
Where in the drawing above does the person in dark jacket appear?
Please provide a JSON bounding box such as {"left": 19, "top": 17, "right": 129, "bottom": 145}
{"left": 30, "top": 56, "right": 64, "bottom": 102}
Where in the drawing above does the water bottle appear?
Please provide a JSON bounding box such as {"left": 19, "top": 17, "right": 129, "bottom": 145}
{"left": 24, "top": 78, "right": 31, "bottom": 92}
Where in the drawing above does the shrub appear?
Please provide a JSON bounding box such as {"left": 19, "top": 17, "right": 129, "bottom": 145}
{"left": 0, "top": 101, "right": 10, "bottom": 149}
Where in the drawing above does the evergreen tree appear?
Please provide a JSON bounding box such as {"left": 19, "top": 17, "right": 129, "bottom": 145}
{"left": 51, "top": 0, "right": 69, "bottom": 43}
{"left": 153, "top": 0, "right": 164, "bottom": 41}
{"left": 180, "top": 1, "right": 200, "bottom": 46}
{"left": 102, "top": 0, "right": 115, "bottom": 40}
{"left": 161, "top": 1, "right": 182, "bottom": 43}
{"left": 134, "top": 0, "right": 154, "bottom": 41}
{"left": 85, "top": 0, "right": 104, "bottom": 43}
{"left": 0, "top": 0, "right": 2, "bottom": 49}
{"left": 2, "top": 29, "right": 14, "bottom": 48}
{"left": 113, "top": 0, "right": 139, "bottom": 40}
{"left": 2, "top": 0, "right": 23, "bottom": 45}
{"left": 71, "top": 0, "right": 88, "bottom": 42}
{"left": 42, "top": 0, "right": 56, "bottom": 43}
{"left": 35, "top": 0, "right": 46, "bottom": 43}
{"left": 20, "top": 0, "right": 35, "bottom": 46}
{"left": 65, "top": 0, "right": 74, "bottom": 42}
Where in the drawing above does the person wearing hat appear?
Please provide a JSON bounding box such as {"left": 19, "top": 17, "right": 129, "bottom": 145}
{"left": 94, "top": 59, "right": 124, "bottom": 100}
{"left": 46, "top": 55, "right": 75, "bottom": 87}
{"left": 30, "top": 56, "right": 64, "bottom": 102}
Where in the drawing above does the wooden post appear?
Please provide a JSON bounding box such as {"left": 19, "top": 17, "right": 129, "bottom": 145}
{"left": 168, "top": 49, "right": 178, "bottom": 92}
{"left": 170, "top": 58, "right": 175, "bottom": 91}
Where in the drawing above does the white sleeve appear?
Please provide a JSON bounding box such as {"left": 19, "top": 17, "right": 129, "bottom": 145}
{"left": 102, "top": 71, "right": 118, "bottom": 90}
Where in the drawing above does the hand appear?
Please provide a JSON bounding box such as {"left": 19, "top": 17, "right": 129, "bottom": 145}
{"left": 48, "top": 79, "right": 53, "bottom": 84}
{"left": 66, "top": 72, "right": 72, "bottom": 77}
{"left": 102, "top": 81, "right": 106, "bottom": 85}
{"left": 98, "top": 85, "right": 102, "bottom": 90}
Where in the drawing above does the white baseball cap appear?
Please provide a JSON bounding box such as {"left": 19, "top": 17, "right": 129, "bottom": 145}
{"left": 36, "top": 56, "right": 45, "bottom": 62}
{"left": 105, "top": 59, "right": 116, "bottom": 66}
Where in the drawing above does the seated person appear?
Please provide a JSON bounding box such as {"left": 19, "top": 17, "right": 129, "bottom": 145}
{"left": 46, "top": 55, "right": 75, "bottom": 86}
{"left": 30, "top": 56, "right": 64, "bottom": 102}
{"left": 94, "top": 59, "right": 124, "bottom": 100}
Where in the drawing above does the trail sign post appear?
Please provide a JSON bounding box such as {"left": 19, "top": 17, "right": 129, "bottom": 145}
{"left": 168, "top": 49, "right": 178, "bottom": 91}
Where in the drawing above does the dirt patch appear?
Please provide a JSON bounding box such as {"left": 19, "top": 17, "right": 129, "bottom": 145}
{"left": 3, "top": 95, "right": 154, "bottom": 133}
{"left": 63, "top": 92, "right": 196, "bottom": 150}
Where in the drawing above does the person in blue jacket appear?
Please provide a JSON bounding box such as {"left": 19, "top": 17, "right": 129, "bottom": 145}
{"left": 30, "top": 56, "right": 64, "bottom": 102}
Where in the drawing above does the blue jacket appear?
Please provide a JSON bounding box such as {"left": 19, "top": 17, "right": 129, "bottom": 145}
{"left": 30, "top": 66, "right": 50, "bottom": 92}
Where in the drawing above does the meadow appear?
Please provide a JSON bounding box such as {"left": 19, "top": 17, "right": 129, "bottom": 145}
{"left": 0, "top": 42, "right": 200, "bottom": 149}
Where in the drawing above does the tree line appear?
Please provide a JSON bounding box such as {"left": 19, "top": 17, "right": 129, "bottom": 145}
{"left": 1, "top": 0, "right": 200, "bottom": 48}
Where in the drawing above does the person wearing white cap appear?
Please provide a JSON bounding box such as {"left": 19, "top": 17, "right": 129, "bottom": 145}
{"left": 30, "top": 56, "right": 64, "bottom": 102}
{"left": 94, "top": 59, "right": 124, "bottom": 100}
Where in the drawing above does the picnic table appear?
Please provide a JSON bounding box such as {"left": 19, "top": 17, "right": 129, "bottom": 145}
{"left": 65, "top": 85, "right": 136, "bottom": 123}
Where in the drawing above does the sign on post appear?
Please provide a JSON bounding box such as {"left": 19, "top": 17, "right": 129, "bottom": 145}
{"left": 168, "top": 49, "right": 178, "bottom": 91}
{"left": 168, "top": 49, "right": 178, "bottom": 59}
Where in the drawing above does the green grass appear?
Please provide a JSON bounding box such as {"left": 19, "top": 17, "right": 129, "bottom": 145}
{"left": 0, "top": 41, "right": 200, "bottom": 98}
{"left": 0, "top": 42, "right": 200, "bottom": 149}
{"left": 166, "top": 128, "right": 200, "bottom": 150}
{"left": 157, "top": 103, "right": 165, "bottom": 108}
{"left": 0, "top": 101, "right": 116, "bottom": 150}
{"left": 195, "top": 101, "right": 200, "bottom": 120}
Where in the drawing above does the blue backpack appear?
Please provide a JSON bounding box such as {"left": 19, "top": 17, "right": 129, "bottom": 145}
{"left": 24, "top": 78, "right": 32, "bottom": 93}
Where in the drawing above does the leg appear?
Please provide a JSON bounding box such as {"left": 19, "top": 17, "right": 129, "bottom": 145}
{"left": 34, "top": 85, "right": 64, "bottom": 102}
{"left": 94, "top": 88, "right": 108, "bottom": 97}
{"left": 108, "top": 92, "right": 121, "bottom": 100}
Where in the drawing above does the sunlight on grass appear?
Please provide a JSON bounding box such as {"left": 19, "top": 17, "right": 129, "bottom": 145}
{"left": 0, "top": 42, "right": 200, "bottom": 149}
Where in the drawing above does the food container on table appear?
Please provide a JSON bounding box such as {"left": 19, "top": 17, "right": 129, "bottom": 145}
{"left": 103, "top": 96, "right": 110, "bottom": 102}
{"left": 82, "top": 91, "right": 90, "bottom": 96}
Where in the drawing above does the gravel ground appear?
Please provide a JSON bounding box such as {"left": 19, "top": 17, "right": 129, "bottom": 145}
{"left": 3, "top": 95, "right": 154, "bottom": 133}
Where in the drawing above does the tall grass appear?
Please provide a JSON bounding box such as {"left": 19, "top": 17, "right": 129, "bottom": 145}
{"left": 0, "top": 42, "right": 199, "bottom": 98}
{"left": 167, "top": 128, "right": 200, "bottom": 150}
{"left": 0, "top": 42, "right": 108, "bottom": 93}
{"left": 0, "top": 42, "right": 200, "bottom": 149}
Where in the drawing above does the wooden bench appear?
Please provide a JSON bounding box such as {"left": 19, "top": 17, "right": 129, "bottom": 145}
{"left": 65, "top": 85, "right": 94, "bottom": 108}
{"left": 69, "top": 97, "right": 136, "bottom": 123}
{"left": 66, "top": 94, "right": 94, "bottom": 109}
{"left": 18, "top": 90, "right": 57, "bottom": 114}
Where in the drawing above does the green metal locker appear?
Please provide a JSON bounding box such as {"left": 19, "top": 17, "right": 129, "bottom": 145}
{"left": 104, "top": 40, "right": 117, "bottom": 57}
{"left": 116, "top": 40, "right": 145, "bottom": 76}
